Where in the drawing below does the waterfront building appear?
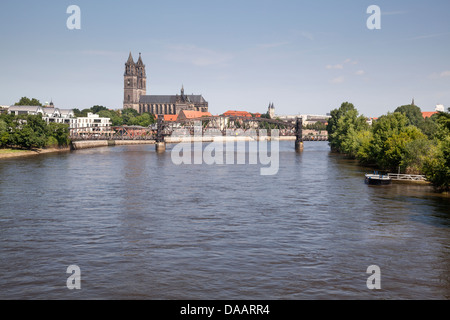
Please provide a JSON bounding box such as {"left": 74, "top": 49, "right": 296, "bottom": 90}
{"left": 9, "top": 103, "right": 75, "bottom": 126}
{"left": 70, "top": 112, "right": 113, "bottom": 135}
{"left": 123, "top": 52, "right": 208, "bottom": 115}
{"left": 42, "top": 106, "right": 75, "bottom": 125}
{"left": 8, "top": 105, "right": 45, "bottom": 116}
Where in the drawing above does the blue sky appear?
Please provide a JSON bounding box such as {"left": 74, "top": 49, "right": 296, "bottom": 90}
{"left": 0, "top": 0, "right": 449, "bottom": 117}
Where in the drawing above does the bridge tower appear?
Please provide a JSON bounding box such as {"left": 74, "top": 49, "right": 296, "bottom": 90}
{"left": 295, "top": 117, "right": 304, "bottom": 152}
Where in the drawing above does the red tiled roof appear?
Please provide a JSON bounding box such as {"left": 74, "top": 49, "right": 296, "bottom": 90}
{"left": 422, "top": 111, "right": 437, "bottom": 119}
{"left": 155, "top": 114, "right": 178, "bottom": 122}
{"left": 223, "top": 110, "right": 252, "bottom": 117}
{"left": 179, "top": 110, "right": 212, "bottom": 119}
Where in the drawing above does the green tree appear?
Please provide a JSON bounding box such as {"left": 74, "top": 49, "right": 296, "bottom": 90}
{"left": 419, "top": 115, "right": 440, "bottom": 138}
{"left": 328, "top": 106, "right": 368, "bottom": 156}
{"left": 423, "top": 136, "right": 450, "bottom": 192}
{"left": 401, "top": 138, "right": 435, "bottom": 174}
{"left": 98, "top": 109, "right": 123, "bottom": 126}
{"left": 14, "top": 97, "right": 42, "bottom": 106}
{"left": 46, "top": 122, "right": 70, "bottom": 147}
{"left": 91, "top": 105, "right": 108, "bottom": 114}
{"left": 9, "top": 115, "right": 48, "bottom": 149}
{"left": 368, "top": 112, "right": 409, "bottom": 168}
{"left": 435, "top": 111, "right": 450, "bottom": 131}
{"left": 121, "top": 108, "right": 139, "bottom": 125}
{"left": 394, "top": 104, "right": 424, "bottom": 128}
{"left": 382, "top": 126, "right": 426, "bottom": 172}
{"left": 73, "top": 108, "right": 91, "bottom": 118}
{"left": 327, "top": 102, "right": 358, "bottom": 151}
{"left": 0, "top": 118, "right": 9, "bottom": 148}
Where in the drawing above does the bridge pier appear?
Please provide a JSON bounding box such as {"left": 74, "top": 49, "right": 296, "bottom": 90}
{"left": 155, "top": 115, "right": 166, "bottom": 153}
{"left": 295, "top": 140, "right": 304, "bottom": 152}
{"left": 155, "top": 141, "right": 166, "bottom": 153}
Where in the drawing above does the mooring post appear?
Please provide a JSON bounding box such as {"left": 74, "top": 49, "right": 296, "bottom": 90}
{"left": 155, "top": 115, "right": 166, "bottom": 153}
{"left": 295, "top": 117, "right": 304, "bottom": 152}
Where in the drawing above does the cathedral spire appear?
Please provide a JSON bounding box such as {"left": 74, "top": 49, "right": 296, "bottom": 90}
{"left": 136, "top": 52, "right": 144, "bottom": 65}
{"left": 126, "top": 52, "right": 135, "bottom": 65}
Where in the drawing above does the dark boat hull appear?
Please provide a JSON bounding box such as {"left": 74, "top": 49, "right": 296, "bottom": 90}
{"left": 365, "top": 174, "right": 392, "bottom": 185}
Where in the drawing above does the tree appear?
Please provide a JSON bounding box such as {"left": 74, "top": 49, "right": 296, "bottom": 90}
{"left": 420, "top": 115, "right": 440, "bottom": 138}
{"left": 382, "top": 126, "right": 426, "bottom": 172}
{"left": 73, "top": 108, "right": 91, "bottom": 118}
{"left": 98, "top": 109, "right": 123, "bottom": 126}
{"left": 435, "top": 111, "right": 450, "bottom": 131}
{"left": 423, "top": 136, "right": 450, "bottom": 192}
{"left": 327, "top": 102, "right": 358, "bottom": 151}
{"left": 0, "top": 118, "right": 9, "bottom": 148}
{"left": 14, "top": 97, "right": 42, "bottom": 106}
{"left": 121, "top": 108, "right": 139, "bottom": 125}
{"left": 46, "top": 122, "right": 70, "bottom": 147}
{"left": 91, "top": 105, "right": 108, "bottom": 114}
{"left": 401, "top": 138, "right": 435, "bottom": 174}
{"left": 328, "top": 103, "right": 368, "bottom": 155}
{"left": 394, "top": 104, "right": 424, "bottom": 128}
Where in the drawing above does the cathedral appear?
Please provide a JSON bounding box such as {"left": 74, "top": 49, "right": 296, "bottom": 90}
{"left": 123, "top": 52, "right": 209, "bottom": 115}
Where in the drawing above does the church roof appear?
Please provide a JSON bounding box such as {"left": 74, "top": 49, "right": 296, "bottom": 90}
{"left": 140, "top": 94, "right": 206, "bottom": 104}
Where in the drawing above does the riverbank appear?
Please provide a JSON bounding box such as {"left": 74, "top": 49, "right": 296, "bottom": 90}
{"left": 0, "top": 147, "right": 71, "bottom": 160}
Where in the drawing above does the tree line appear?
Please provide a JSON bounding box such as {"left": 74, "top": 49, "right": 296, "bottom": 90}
{"left": 0, "top": 113, "right": 70, "bottom": 150}
{"left": 327, "top": 102, "right": 450, "bottom": 192}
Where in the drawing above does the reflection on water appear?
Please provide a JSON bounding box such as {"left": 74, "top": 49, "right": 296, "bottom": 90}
{"left": 0, "top": 141, "right": 449, "bottom": 299}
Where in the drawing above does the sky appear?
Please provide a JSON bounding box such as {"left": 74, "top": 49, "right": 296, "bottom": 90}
{"left": 0, "top": 0, "right": 449, "bottom": 118}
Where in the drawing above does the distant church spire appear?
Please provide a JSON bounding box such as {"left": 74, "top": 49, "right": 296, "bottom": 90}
{"left": 411, "top": 98, "right": 415, "bottom": 106}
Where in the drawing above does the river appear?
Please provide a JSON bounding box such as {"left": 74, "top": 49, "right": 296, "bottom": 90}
{"left": 0, "top": 141, "right": 449, "bottom": 299}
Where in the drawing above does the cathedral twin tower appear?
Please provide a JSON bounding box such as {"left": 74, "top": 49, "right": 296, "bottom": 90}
{"left": 123, "top": 52, "right": 146, "bottom": 111}
{"left": 123, "top": 52, "right": 208, "bottom": 115}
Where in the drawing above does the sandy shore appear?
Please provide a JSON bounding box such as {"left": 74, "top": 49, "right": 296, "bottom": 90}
{"left": 0, "top": 147, "right": 71, "bottom": 160}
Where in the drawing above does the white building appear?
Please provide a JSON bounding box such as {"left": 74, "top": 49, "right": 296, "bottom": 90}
{"left": 8, "top": 105, "right": 45, "bottom": 116}
{"left": 42, "top": 107, "right": 75, "bottom": 125}
{"left": 8, "top": 105, "right": 112, "bottom": 135}
{"left": 435, "top": 104, "right": 445, "bottom": 112}
{"left": 70, "top": 113, "right": 112, "bottom": 135}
